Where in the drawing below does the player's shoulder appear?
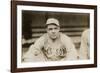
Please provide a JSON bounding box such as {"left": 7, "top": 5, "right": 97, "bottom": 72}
{"left": 60, "top": 32, "right": 71, "bottom": 40}
{"left": 36, "top": 34, "right": 47, "bottom": 41}
{"left": 29, "top": 34, "right": 47, "bottom": 49}
{"left": 60, "top": 33, "right": 74, "bottom": 46}
{"left": 34, "top": 33, "right": 49, "bottom": 44}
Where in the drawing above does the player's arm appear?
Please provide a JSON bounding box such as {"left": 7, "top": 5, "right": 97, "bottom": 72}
{"left": 23, "top": 35, "right": 45, "bottom": 62}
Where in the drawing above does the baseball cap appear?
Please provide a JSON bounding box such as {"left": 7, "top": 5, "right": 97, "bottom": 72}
{"left": 46, "top": 18, "right": 60, "bottom": 26}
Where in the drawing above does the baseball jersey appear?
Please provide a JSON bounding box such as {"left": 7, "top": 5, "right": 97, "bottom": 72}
{"left": 23, "top": 33, "right": 78, "bottom": 62}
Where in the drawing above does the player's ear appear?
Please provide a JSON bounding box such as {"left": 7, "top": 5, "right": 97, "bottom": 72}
{"left": 58, "top": 26, "right": 60, "bottom": 30}
{"left": 58, "top": 26, "right": 60, "bottom": 32}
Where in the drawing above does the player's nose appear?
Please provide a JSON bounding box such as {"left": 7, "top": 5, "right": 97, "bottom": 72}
{"left": 52, "top": 29, "right": 56, "bottom": 33}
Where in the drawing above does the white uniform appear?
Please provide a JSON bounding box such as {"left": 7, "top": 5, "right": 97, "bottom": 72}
{"left": 79, "top": 29, "right": 90, "bottom": 59}
{"left": 23, "top": 33, "right": 78, "bottom": 62}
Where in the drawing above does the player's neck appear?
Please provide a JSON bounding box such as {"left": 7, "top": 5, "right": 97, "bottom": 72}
{"left": 51, "top": 39, "right": 57, "bottom": 42}
{"left": 51, "top": 34, "right": 60, "bottom": 42}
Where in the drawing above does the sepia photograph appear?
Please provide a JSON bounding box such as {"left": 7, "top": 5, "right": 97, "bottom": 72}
{"left": 11, "top": 1, "right": 97, "bottom": 72}
{"left": 22, "top": 11, "right": 89, "bottom": 62}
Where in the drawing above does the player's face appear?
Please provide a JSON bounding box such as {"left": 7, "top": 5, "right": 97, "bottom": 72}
{"left": 46, "top": 24, "right": 60, "bottom": 40}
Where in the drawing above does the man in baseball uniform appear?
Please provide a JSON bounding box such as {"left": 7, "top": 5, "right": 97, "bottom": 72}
{"left": 23, "top": 18, "right": 78, "bottom": 62}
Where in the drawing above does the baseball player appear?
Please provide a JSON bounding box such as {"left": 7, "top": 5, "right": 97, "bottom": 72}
{"left": 23, "top": 18, "right": 78, "bottom": 62}
{"left": 79, "top": 29, "right": 90, "bottom": 59}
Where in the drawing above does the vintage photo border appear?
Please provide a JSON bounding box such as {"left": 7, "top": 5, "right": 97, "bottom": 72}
{"left": 11, "top": 1, "right": 97, "bottom": 73}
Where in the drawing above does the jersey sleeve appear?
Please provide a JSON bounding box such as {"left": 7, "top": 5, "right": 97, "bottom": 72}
{"left": 23, "top": 35, "right": 46, "bottom": 62}
{"left": 61, "top": 34, "right": 78, "bottom": 60}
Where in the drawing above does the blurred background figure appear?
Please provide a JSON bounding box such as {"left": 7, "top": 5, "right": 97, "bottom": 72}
{"left": 79, "top": 29, "right": 90, "bottom": 59}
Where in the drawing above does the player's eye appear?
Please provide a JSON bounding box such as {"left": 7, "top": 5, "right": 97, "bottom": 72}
{"left": 54, "top": 27, "right": 58, "bottom": 30}
{"left": 48, "top": 28, "right": 53, "bottom": 31}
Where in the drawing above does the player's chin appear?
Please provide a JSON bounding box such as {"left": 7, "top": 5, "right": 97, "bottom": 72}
{"left": 51, "top": 36, "right": 57, "bottom": 40}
